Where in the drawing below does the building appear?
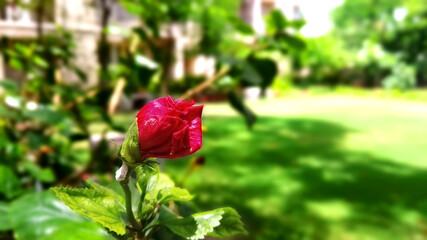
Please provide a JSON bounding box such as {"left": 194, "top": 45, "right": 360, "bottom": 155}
{"left": 0, "top": 0, "right": 137, "bottom": 87}
{"left": 240, "top": 0, "right": 303, "bottom": 35}
{"left": 0, "top": 0, "right": 302, "bottom": 90}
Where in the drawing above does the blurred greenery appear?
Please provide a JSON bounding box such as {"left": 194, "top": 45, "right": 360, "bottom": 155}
{"left": 0, "top": 22, "right": 120, "bottom": 240}
{"left": 1, "top": 0, "right": 427, "bottom": 239}
{"left": 292, "top": 0, "right": 427, "bottom": 89}
{"left": 160, "top": 96, "right": 427, "bottom": 240}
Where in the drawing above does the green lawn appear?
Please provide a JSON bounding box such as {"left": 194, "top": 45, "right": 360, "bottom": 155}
{"left": 155, "top": 95, "right": 427, "bottom": 240}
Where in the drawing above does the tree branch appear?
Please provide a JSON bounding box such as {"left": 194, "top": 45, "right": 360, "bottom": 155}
{"left": 179, "top": 66, "right": 231, "bottom": 100}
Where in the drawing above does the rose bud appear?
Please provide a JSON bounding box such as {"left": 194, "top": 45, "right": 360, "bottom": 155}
{"left": 119, "top": 96, "right": 203, "bottom": 164}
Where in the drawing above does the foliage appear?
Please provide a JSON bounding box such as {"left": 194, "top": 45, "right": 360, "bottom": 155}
{"left": 382, "top": 63, "right": 416, "bottom": 91}
{"left": 291, "top": 35, "right": 355, "bottom": 86}
{"left": 382, "top": 1, "right": 427, "bottom": 85}
{"left": 163, "top": 98, "right": 427, "bottom": 240}
{"left": 215, "top": 9, "right": 305, "bottom": 127}
{"left": 331, "top": 0, "right": 403, "bottom": 49}
{"left": 118, "top": 0, "right": 205, "bottom": 94}
{"left": 0, "top": 28, "right": 120, "bottom": 240}
{"left": 117, "top": 1, "right": 306, "bottom": 128}
{"left": 328, "top": 0, "right": 427, "bottom": 87}
{"left": 52, "top": 182, "right": 126, "bottom": 235}
{"left": 5, "top": 191, "right": 113, "bottom": 240}
{"left": 53, "top": 164, "right": 246, "bottom": 239}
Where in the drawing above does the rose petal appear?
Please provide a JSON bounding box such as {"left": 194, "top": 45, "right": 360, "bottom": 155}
{"left": 170, "top": 125, "right": 190, "bottom": 158}
{"left": 188, "top": 116, "right": 202, "bottom": 154}
{"left": 134, "top": 96, "right": 203, "bottom": 160}
{"left": 182, "top": 105, "right": 203, "bottom": 122}
{"left": 138, "top": 116, "right": 186, "bottom": 158}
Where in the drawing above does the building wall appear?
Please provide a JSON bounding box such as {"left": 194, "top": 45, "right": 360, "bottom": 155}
{"left": 241, "top": 0, "right": 265, "bottom": 35}
{"left": 0, "top": 0, "right": 101, "bottom": 88}
{"left": 55, "top": 0, "right": 100, "bottom": 88}
{"left": 241, "top": 0, "right": 303, "bottom": 34}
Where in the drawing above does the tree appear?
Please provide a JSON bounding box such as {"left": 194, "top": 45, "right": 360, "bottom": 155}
{"left": 331, "top": 0, "right": 402, "bottom": 49}
{"left": 382, "top": 1, "right": 427, "bottom": 85}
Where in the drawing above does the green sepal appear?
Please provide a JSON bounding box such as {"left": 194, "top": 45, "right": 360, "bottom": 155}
{"left": 119, "top": 118, "right": 141, "bottom": 164}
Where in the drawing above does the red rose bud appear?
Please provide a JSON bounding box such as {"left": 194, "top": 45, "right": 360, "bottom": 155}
{"left": 120, "top": 96, "right": 203, "bottom": 163}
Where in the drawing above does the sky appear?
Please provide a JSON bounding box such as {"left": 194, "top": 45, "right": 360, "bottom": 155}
{"left": 298, "top": 0, "right": 344, "bottom": 37}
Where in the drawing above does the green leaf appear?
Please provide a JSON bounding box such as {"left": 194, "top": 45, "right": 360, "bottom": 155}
{"left": 228, "top": 92, "right": 257, "bottom": 129}
{"left": 289, "top": 19, "right": 307, "bottom": 29}
{"left": 137, "top": 201, "right": 155, "bottom": 222}
{"left": 191, "top": 209, "right": 224, "bottom": 239}
{"left": 119, "top": 0, "right": 144, "bottom": 15}
{"left": 9, "top": 58, "right": 23, "bottom": 70}
{"left": 141, "top": 171, "right": 186, "bottom": 202}
{"left": 0, "top": 79, "right": 20, "bottom": 93}
{"left": 135, "top": 164, "right": 159, "bottom": 194}
{"left": 158, "top": 206, "right": 197, "bottom": 238}
{"left": 159, "top": 187, "right": 193, "bottom": 203}
{"left": 0, "top": 164, "right": 23, "bottom": 199}
{"left": 21, "top": 162, "right": 55, "bottom": 183}
{"left": 247, "top": 56, "right": 278, "bottom": 92}
{"left": 40, "top": 222, "right": 113, "bottom": 240}
{"left": 0, "top": 104, "right": 20, "bottom": 120}
{"left": 0, "top": 202, "right": 11, "bottom": 231}
{"left": 33, "top": 56, "right": 48, "bottom": 68}
{"left": 23, "top": 107, "right": 66, "bottom": 126}
{"left": 241, "top": 61, "right": 263, "bottom": 85}
{"left": 277, "top": 33, "right": 306, "bottom": 50}
{"left": 50, "top": 46, "right": 65, "bottom": 56}
{"left": 85, "top": 179, "right": 125, "bottom": 205}
{"left": 136, "top": 165, "right": 192, "bottom": 222}
{"left": 136, "top": 165, "right": 161, "bottom": 220}
{"left": 228, "top": 15, "right": 254, "bottom": 35}
{"left": 207, "top": 208, "right": 247, "bottom": 238}
{"left": 268, "top": 9, "right": 288, "bottom": 31}
{"left": 159, "top": 207, "right": 246, "bottom": 239}
{"left": 9, "top": 191, "right": 113, "bottom": 240}
{"left": 155, "top": 173, "right": 175, "bottom": 190}
{"left": 52, "top": 186, "right": 126, "bottom": 235}
{"left": 71, "top": 65, "right": 88, "bottom": 82}
{"left": 136, "top": 166, "right": 175, "bottom": 199}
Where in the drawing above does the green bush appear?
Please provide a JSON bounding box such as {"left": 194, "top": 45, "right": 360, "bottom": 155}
{"left": 291, "top": 35, "right": 356, "bottom": 86}
{"left": 382, "top": 63, "right": 416, "bottom": 91}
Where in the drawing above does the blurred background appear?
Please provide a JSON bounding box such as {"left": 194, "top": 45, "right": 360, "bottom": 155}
{"left": 0, "top": 0, "right": 427, "bottom": 239}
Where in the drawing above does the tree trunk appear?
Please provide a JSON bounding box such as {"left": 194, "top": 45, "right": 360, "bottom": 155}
{"left": 98, "top": 0, "right": 112, "bottom": 90}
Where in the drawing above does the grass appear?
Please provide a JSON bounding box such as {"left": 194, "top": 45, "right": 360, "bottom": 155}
{"left": 111, "top": 94, "right": 427, "bottom": 240}
{"left": 286, "top": 86, "right": 427, "bottom": 102}
{"left": 153, "top": 95, "right": 427, "bottom": 240}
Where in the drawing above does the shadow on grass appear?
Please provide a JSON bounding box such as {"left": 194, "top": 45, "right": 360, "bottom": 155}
{"left": 166, "top": 116, "right": 427, "bottom": 240}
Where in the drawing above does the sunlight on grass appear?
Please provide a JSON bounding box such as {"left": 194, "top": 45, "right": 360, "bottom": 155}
{"left": 110, "top": 95, "right": 427, "bottom": 240}
{"left": 306, "top": 200, "right": 353, "bottom": 221}
{"left": 162, "top": 95, "right": 427, "bottom": 240}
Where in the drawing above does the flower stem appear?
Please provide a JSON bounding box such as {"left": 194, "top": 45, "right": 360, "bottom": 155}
{"left": 119, "top": 166, "right": 142, "bottom": 232}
